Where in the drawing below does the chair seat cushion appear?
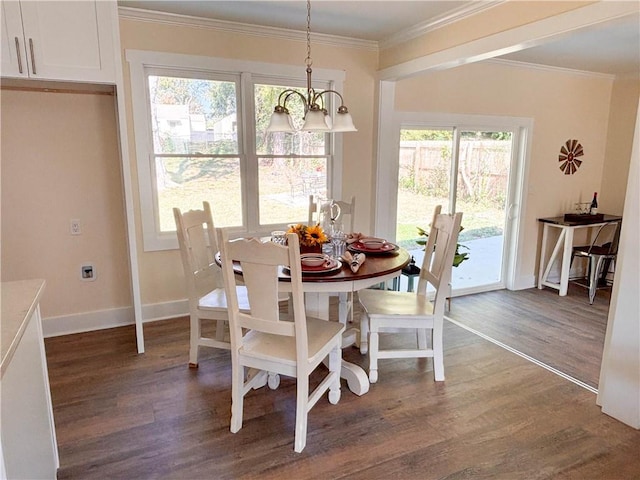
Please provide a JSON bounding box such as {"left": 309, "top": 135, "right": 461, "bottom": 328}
{"left": 573, "top": 243, "right": 614, "bottom": 256}
{"left": 240, "top": 317, "right": 344, "bottom": 366}
{"left": 358, "top": 289, "right": 434, "bottom": 317}
{"left": 199, "top": 286, "right": 250, "bottom": 311}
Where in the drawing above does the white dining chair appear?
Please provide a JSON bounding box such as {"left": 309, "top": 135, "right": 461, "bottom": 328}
{"left": 308, "top": 195, "right": 356, "bottom": 323}
{"left": 173, "top": 201, "right": 250, "bottom": 367}
{"left": 358, "top": 205, "right": 463, "bottom": 383}
{"left": 218, "top": 229, "right": 344, "bottom": 453}
{"left": 308, "top": 195, "right": 356, "bottom": 233}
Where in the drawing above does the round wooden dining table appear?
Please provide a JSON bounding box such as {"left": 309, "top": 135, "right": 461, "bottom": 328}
{"left": 218, "top": 246, "right": 411, "bottom": 396}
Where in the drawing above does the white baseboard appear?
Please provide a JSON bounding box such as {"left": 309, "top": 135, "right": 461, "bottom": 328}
{"left": 513, "top": 274, "right": 536, "bottom": 290}
{"left": 42, "top": 306, "right": 135, "bottom": 338}
{"left": 41, "top": 276, "right": 541, "bottom": 338}
{"left": 143, "top": 299, "right": 189, "bottom": 322}
{"left": 42, "top": 299, "right": 189, "bottom": 338}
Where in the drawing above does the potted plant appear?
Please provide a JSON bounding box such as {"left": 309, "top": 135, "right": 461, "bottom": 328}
{"left": 415, "top": 225, "right": 470, "bottom": 267}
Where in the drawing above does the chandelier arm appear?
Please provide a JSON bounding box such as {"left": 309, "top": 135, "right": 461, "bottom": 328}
{"left": 281, "top": 89, "right": 310, "bottom": 113}
{"left": 314, "top": 89, "right": 349, "bottom": 111}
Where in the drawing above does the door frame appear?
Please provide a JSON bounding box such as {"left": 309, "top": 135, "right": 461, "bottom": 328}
{"left": 374, "top": 87, "right": 534, "bottom": 291}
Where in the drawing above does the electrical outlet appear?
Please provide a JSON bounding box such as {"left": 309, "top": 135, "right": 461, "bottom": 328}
{"left": 71, "top": 219, "right": 81, "bottom": 235}
{"left": 81, "top": 264, "right": 96, "bottom": 281}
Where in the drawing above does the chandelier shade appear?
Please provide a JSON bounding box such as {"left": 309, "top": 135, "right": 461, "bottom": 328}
{"left": 266, "top": 0, "right": 357, "bottom": 134}
{"left": 266, "top": 110, "right": 295, "bottom": 133}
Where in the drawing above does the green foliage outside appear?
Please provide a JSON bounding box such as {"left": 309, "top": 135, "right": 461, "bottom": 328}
{"left": 396, "top": 128, "right": 511, "bottom": 253}
{"left": 415, "top": 225, "right": 470, "bottom": 267}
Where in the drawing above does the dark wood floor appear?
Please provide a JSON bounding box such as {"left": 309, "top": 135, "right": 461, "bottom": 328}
{"left": 45, "top": 287, "right": 640, "bottom": 479}
{"left": 446, "top": 284, "right": 610, "bottom": 389}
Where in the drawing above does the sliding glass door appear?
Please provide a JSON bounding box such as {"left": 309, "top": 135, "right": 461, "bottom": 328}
{"left": 396, "top": 127, "right": 515, "bottom": 292}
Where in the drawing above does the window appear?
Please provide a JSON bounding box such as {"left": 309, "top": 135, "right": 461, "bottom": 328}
{"left": 255, "top": 83, "right": 329, "bottom": 226}
{"left": 126, "top": 50, "right": 346, "bottom": 251}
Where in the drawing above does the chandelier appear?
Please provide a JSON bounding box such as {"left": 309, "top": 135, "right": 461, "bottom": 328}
{"left": 265, "top": 0, "right": 357, "bottom": 133}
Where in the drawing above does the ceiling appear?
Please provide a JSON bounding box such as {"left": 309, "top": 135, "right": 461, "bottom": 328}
{"left": 118, "top": 1, "right": 640, "bottom": 76}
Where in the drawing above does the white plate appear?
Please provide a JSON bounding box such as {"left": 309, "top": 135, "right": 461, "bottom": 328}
{"left": 284, "top": 257, "right": 343, "bottom": 275}
{"left": 301, "top": 253, "right": 328, "bottom": 267}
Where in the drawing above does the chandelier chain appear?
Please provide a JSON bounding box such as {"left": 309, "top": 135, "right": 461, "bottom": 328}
{"left": 305, "top": 0, "right": 312, "bottom": 68}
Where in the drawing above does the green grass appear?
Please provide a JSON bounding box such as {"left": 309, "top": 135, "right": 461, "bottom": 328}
{"left": 396, "top": 189, "right": 505, "bottom": 249}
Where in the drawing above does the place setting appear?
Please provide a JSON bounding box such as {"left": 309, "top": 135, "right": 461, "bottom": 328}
{"left": 298, "top": 253, "right": 342, "bottom": 275}
{"left": 346, "top": 234, "right": 399, "bottom": 255}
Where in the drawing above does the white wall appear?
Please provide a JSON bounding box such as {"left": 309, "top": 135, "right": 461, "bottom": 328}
{"left": 0, "top": 89, "right": 132, "bottom": 323}
{"left": 598, "top": 99, "right": 640, "bottom": 429}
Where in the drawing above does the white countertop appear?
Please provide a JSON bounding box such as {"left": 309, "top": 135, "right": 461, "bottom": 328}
{"left": 1, "top": 279, "right": 46, "bottom": 375}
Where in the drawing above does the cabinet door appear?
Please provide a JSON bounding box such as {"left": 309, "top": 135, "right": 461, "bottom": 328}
{"left": 18, "top": 0, "right": 116, "bottom": 83}
{"left": 0, "top": 1, "right": 28, "bottom": 78}
{"left": 1, "top": 305, "right": 58, "bottom": 479}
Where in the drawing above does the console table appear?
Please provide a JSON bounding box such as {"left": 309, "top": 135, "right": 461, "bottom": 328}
{"left": 537, "top": 214, "right": 622, "bottom": 296}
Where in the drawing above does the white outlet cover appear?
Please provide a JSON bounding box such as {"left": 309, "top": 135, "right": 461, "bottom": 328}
{"left": 71, "top": 219, "right": 82, "bottom": 235}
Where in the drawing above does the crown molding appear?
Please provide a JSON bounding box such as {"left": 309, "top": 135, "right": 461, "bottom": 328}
{"left": 380, "top": 0, "right": 505, "bottom": 50}
{"left": 379, "top": 1, "right": 639, "bottom": 81}
{"left": 118, "top": 6, "right": 378, "bottom": 51}
{"left": 487, "top": 58, "right": 615, "bottom": 80}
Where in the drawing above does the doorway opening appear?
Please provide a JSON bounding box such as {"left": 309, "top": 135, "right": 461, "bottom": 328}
{"left": 373, "top": 110, "right": 534, "bottom": 295}
{"left": 396, "top": 127, "right": 514, "bottom": 292}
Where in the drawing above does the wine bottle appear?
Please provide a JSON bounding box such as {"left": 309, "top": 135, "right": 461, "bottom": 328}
{"left": 589, "top": 192, "right": 598, "bottom": 215}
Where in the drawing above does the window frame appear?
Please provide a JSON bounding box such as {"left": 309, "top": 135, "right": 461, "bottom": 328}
{"left": 126, "top": 49, "right": 346, "bottom": 251}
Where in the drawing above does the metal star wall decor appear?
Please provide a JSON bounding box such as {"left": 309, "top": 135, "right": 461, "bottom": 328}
{"left": 559, "top": 139, "right": 584, "bottom": 175}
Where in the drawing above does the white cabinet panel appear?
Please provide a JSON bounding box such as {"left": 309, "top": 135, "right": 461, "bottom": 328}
{"left": 0, "top": 0, "right": 116, "bottom": 83}
{"left": 1, "top": 281, "right": 58, "bottom": 480}
{"left": 0, "top": 2, "right": 27, "bottom": 78}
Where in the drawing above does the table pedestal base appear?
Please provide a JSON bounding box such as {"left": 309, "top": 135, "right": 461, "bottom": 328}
{"left": 306, "top": 292, "right": 369, "bottom": 396}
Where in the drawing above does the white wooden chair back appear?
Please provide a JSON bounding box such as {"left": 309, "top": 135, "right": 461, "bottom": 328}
{"left": 173, "top": 202, "right": 222, "bottom": 299}
{"left": 416, "top": 205, "right": 463, "bottom": 316}
{"left": 308, "top": 195, "right": 356, "bottom": 232}
{"left": 218, "top": 230, "right": 309, "bottom": 361}
{"left": 218, "top": 228, "right": 343, "bottom": 452}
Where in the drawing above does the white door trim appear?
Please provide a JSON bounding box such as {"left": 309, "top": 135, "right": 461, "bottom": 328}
{"left": 374, "top": 105, "right": 533, "bottom": 291}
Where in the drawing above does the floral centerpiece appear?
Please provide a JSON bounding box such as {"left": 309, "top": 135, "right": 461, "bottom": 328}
{"left": 287, "top": 223, "right": 328, "bottom": 253}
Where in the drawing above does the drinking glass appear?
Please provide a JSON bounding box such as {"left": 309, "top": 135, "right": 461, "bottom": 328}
{"left": 330, "top": 220, "right": 347, "bottom": 259}
{"left": 271, "top": 230, "right": 287, "bottom": 245}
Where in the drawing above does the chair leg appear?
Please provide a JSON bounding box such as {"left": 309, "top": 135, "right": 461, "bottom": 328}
{"left": 433, "top": 319, "right": 445, "bottom": 382}
{"left": 294, "top": 376, "right": 309, "bottom": 453}
{"left": 188, "top": 314, "right": 201, "bottom": 368}
{"left": 589, "top": 256, "right": 606, "bottom": 305}
{"left": 215, "top": 319, "right": 226, "bottom": 342}
{"left": 328, "top": 344, "right": 342, "bottom": 405}
{"left": 417, "top": 328, "right": 428, "bottom": 350}
{"left": 359, "top": 312, "right": 369, "bottom": 354}
{"left": 230, "top": 364, "right": 245, "bottom": 433}
{"left": 368, "top": 321, "right": 379, "bottom": 384}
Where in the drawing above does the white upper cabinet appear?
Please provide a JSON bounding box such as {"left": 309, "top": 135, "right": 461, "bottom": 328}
{"left": 1, "top": 0, "right": 117, "bottom": 83}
